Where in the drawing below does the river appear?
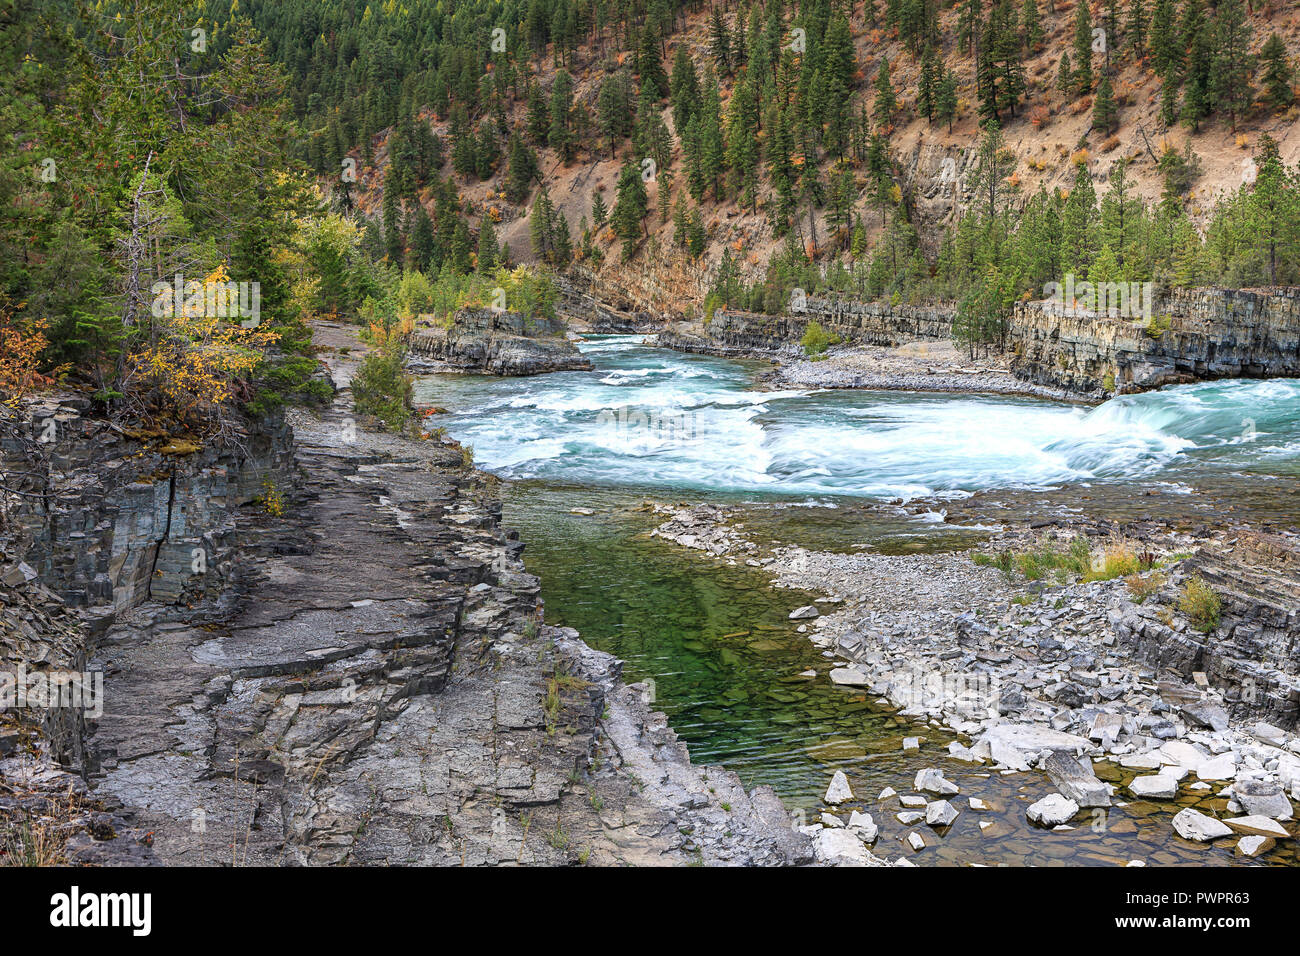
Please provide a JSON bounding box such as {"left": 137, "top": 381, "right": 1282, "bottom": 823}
{"left": 414, "top": 335, "right": 1300, "bottom": 866}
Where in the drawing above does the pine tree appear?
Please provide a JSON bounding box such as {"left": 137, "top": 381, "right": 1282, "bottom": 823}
{"left": 611, "top": 156, "right": 649, "bottom": 250}
{"left": 937, "top": 68, "right": 959, "bottom": 132}
{"left": 1073, "top": 0, "right": 1094, "bottom": 93}
{"left": 548, "top": 70, "right": 576, "bottom": 161}
{"left": 670, "top": 43, "right": 700, "bottom": 134}
{"left": 1210, "top": 0, "right": 1254, "bottom": 131}
{"left": 919, "top": 47, "right": 938, "bottom": 121}
{"left": 637, "top": 27, "right": 669, "bottom": 100}
{"left": 530, "top": 188, "right": 557, "bottom": 262}
{"left": 410, "top": 204, "right": 436, "bottom": 272}
{"left": 1149, "top": 0, "right": 1179, "bottom": 79}
{"left": 1022, "top": 0, "right": 1044, "bottom": 53}
{"left": 1126, "top": 0, "right": 1149, "bottom": 61}
{"left": 873, "top": 59, "right": 898, "bottom": 129}
{"left": 1093, "top": 71, "right": 1119, "bottom": 134}
{"left": 1245, "top": 135, "right": 1300, "bottom": 285}
{"left": 1179, "top": 0, "right": 1212, "bottom": 130}
{"left": 476, "top": 213, "right": 498, "bottom": 273}
{"left": 591, "top": 192, "right": 609, "bottom": 228}
{"left": 1260, "top": 33, "right": 1295, "bottom": 110}
{"left": 1058, "top": 52, "right": 1073, "bottom": 94}
{"left": 525, "top": 82, "right": 550, "bottom": 143}
{"left": 553, "top": 211, "right": 573, "bottom": 265}
{"left": 710, "top": 9, "right": 732, "bottom": 73}
{"left": 505, "top": 134, "right": 538, "bottom": 204}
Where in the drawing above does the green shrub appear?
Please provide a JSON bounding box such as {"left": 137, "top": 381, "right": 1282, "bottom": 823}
{"left": 801, "top": 320, "right": 836, "bottom": 356}
{"left": 352, "top": 344, "right": 413, "bottom": 432}
{"left": 1177, "top": 575, "right": 1222, "bottom": 633}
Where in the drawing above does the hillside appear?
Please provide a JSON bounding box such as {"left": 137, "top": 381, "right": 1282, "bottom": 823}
{"left": 271, "top": 0, "right": 1300, "bottom": 312}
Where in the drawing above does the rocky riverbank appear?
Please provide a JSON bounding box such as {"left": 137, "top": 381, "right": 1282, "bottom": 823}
{"left": 659, "top": 287, "right": 1300, "bottom": 401}
{"left": 0, "top": 322, "right": 813, "bottom": 867}
{"left": 407, "top": 307, "right": 591, "bottom": 376}
{"left": 762, "top": 341, "right": 1086, "bottom": 402}
{"left": 649, "top": 502, "right": 1300, "bottom": 863}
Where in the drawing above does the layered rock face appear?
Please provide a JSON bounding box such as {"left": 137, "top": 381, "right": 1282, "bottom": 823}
{"left": 660, "top": 298, "right": 955, "bottom": 355}
{"left": 553, "top": 273, "right": 658, "bottom": 332}
{"left": 1112, "top": 533, "right": 1300, "bottom": 729}
{"left": 0, "top": 397, "right": 293, "bottom": 619}
{"left": 1, "top": 336, "right": 809, "bottom": 866}
{"left": 1011, "top": 288, "right": 1300, "bottom": 396}
{"left": 407, "top": 308, "right": 592, "bottom": 375}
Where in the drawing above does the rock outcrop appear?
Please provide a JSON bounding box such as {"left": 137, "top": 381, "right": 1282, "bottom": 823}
{"left": 660, "top": 298, "right": 955, "bottom": 357}
{"left": 1011, "top": 287, "right": 1300, "bottom": 396}
{"left": 0, "top": 329, "right": 810, "bottom": 867}
{"left": 1112, "top": 533, "right": 1300, "bottom": 729}
{"left": 407, "top": 308, "right": 591, "bottom": 376}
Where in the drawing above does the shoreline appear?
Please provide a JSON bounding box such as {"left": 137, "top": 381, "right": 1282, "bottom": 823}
{"left": 647, "top": 499, "right": 1299, "bottom": 863}
{"left": 652, "top": 333, "right": 1104, "bottom": 404}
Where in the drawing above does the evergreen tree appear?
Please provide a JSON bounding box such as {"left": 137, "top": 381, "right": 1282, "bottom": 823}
{"left": 530, "top": 188, "right": 557, "bottom": 263}
{"left": 505, "top": 134, "right": 539, "bottom": 204}
{"left": 611, "top": 156, "right": 649, "bottom": 250}
{"left": 1093, "top": 72, "right": 1119, "bottom": 134}
{"left": 710, "top": 9, "right": 732, "bottom": 73}
{"left": 1210, "top": 0, "right": 1254, "bottom": 131}
{"left": 1073, "top": 0, "right": 1094, "bottom": 93}
{"left": 1260, "top": 33, "right": 1295, "bottom": 110}
{"left": 1058, "top": 52, "right": 1073, "bottom": 94}
{"left": 1126, "top": 0, "right": 1149, "bottom": 61}
{"left": 476, "top": 213, "right": 499, "bottom": 272}
{"left": 549, "top": 70, "right": 576, "bottom": 161}
{"left": 637, "top": 27, "right": 669, "bottom": 100}
{"left": 410, "top": 204, "right": 436, "bottom": 273}
{"left": 1022, "top": 0, "right": 1044, "bottom": 53}
{"left": 936, "top": 68, "right": 959, "bottom": 132}
{"left": 1179, "top": 0, "right": 1212, "bottom": 130}
{"left": 670, "top": 43, "right": 701, "bottom": 134}
{"left": 919, "top": 47, "right": 938, "bottom": 122}
{"left": 591, "top": 192, "right": 609, "bottom": 228}
{"left": 873, "top": 59, "right": 898, "bottom": 129}
{"left": 1149, "top": 0, "right": 1180, "bottom": 79}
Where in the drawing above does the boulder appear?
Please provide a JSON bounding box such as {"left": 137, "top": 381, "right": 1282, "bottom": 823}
{"left": 825, "top": 770, "right": 853, "bottom": 805}
{"left": 812, "top": 828, "right": 873, "bottom": 865}
{"left": 1195, "top": 755, "right": 1237, "bottom": 781}
{"left": 789, "top": 605, "right": 820, "bottom": 620}
{"left": 829, "top": 667, "right": 870, "bottom": 686}
{"left": 1183, "top": 700, "right": 1230, "bottom": 732}
{"left": 979, "top": 724, "right": 1089, "bottom": 771}
{"left": 1172, "top": 808, "right": 1232, "bottom": 842}
{"left": 926, "top": 800, "right": 959, "bottom": 827}
{"left": 1236, "top": 835, "right": 1274, "bottom": 858}
{"left": 1042, "top": 750, "right": 1111, "bottom": 808}
{"left": 1223, "top": 815, "right": 1290, "bottom": 839}
{"left": 847, "top": 811, "right": 879, "bottom": 844}
{"left": 1128, "top": 774, "right": 1179, "bottom": 800}
{"left": 1027, "top": 794, "right": 1080, "bottom": 827}
{"left": 1232, "top": 780, "right": 1293, "bottom": 821}
{"left": 914, "top": 768, "right": 960, "bottom": 796}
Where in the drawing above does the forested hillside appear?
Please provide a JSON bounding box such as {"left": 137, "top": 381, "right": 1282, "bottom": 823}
{"left": 239, "top": 0, "right": 1300, "bottom": 314}
{"left": 3, "top": 0, "right": 1300, "bottom": 417}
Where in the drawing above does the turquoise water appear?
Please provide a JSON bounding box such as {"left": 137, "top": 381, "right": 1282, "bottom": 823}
{"left": 415, "top": 334, "right": 1300, "bottom": 501}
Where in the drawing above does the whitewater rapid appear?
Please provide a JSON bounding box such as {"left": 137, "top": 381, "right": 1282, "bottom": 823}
{"left": 413, "top": 335, "right": 1300, "bottom": 501}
